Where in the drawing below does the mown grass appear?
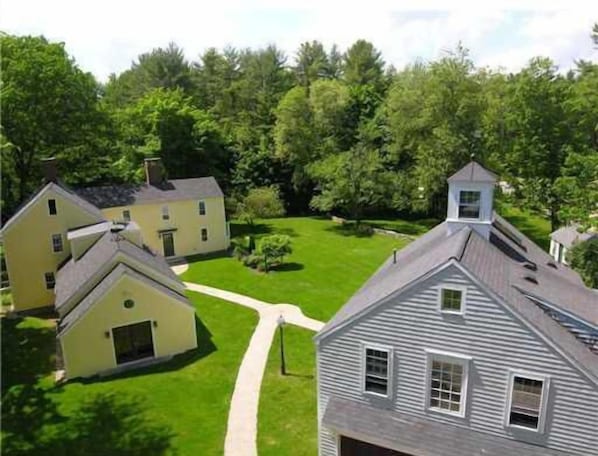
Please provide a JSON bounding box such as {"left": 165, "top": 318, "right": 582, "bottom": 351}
{"left": 258, "top": 325, "right": 317, "bottom": 456}
{"left": 496, "top": 201, "right": 552, "bottom": 251}
{"left": 2, "top": 292, "right": 258, "bottom": 456}
{"left": 182, "top": 217, "right": 411, "bottom": 322}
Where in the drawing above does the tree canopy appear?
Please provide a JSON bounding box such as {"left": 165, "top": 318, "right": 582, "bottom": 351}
{"left": 2, "top": 30, "right": 597, "bottom": 234}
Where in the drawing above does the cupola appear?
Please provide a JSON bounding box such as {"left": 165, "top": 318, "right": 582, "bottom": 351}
{"left": 446, "top": 160, "right": 497, "bottom": 240}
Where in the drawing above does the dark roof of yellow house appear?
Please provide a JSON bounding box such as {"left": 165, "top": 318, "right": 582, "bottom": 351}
{"left": 75, "top": 177, "right": 223, "bottom": 209}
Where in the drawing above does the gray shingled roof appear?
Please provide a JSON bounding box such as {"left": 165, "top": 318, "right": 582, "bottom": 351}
{"left": 58, "top": 263, "right": 191, "bottom": 334}
{"left": 55, "top": 230, "right": 180, "bottom": 312}
{"left": 317, "top": 212, "right": 598, "bottom": 380}
{"left": 323, "top": 396, "right": 572, "bottom": 456}
{"left": 447, "top": 161, "right": 498, "bottom": 183}
{"left": 550, "top": 224, "right": 596, "bottom": 249}
{"left": 75, "top": 177, "right": 223, "bottom": 209}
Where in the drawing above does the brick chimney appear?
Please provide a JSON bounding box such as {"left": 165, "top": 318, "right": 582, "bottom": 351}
{"left": 144, "top": 158, "right": 165, "bottom": 186}
{"left": 41, "top": 157, "right": 58, "bottom": 183}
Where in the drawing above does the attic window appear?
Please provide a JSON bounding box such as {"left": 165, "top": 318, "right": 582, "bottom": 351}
{"left": 48, "top": 199, "right": 57, "bottom": 215}
{"left": 123, "top": 299, "right": 135, "bottom": 309}
{"left": 523, "top": 275, "right": 538, "bottom": 285}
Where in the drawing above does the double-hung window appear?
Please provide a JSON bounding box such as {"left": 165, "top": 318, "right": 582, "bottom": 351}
{"left": 458, "top": 191, "right": 481, "bottom": 219}
{"left": 426, "top": 350, "right": 470, "bottom": 417}
{"left": 51, "top": 234, "right": 63, "bottom": 253}
{"left": 506, "top": 372, "right": 549, "bottom": 432}
{"left": 44, "top": 272, "right": 56, "bottom": 290}
{"left": 161, "top": 206, "right": 170, "bottom": 221}
{"left": 363, "top": 346, "right": 391, "bottom": 396}
{"left": 123, "top": 209, "right": 131, "bottom": 222}
{"left": 199, "top": 201, "right": 206, "bottom": 215}
{"left": 201, "top": 228, "right": 208, "bottom": 242}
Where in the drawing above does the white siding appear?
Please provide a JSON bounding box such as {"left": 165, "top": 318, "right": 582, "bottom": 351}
{"left": 317, "top": 265, "right": 598, "bottom": 456}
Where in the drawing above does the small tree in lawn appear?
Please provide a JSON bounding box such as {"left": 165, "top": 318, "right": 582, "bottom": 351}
{"left": 237, "top": 186, "right": 286, "bottom": 228}
{"left": 569, "top": 238, "right": 598, "bottom": 288}
{"left": 257, "top": 235, "right": 292, "bottom": 272}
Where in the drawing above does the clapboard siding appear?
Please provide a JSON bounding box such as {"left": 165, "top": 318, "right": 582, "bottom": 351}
{"left": 317, "top": 265, "right": 598, "bottom": 456}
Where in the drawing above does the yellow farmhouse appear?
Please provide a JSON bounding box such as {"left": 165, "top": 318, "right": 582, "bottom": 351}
{"left": 0, "top": 157, "right": 230, "bottom": 379}
{"left": 76, "top": 157, "right": 230, "bottom": 258}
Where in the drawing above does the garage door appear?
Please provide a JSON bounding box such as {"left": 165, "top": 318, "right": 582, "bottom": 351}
{"left": 340, "top": 436, "right": 412, "bottom": 456}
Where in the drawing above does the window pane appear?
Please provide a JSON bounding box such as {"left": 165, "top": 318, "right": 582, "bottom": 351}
{"left": 509, "top": 376, "right": 543, "bottom": 429}
{"left": 458, "top": 191, "right": 481, "bottom": 219}
{"left": 365, "top": 348, "right": 389, "bottom": 395}
{"left": 201, "top": 228, "right": 208, "bottom": 241}
{"left": 441, "top": 289, "right": 462, "bottom": 311}
{"left": 429, "top": 358, "right": 464, "bottom": 414}
{"left": 199, "top": 201, "right": 206, "bottom": 215}
{"left": 48, "top": 199, "right": 57, "bottom": 215}
{"left": 52, "top": 234, "right": 63, "bottom": 253}
{"left": 44, "top": 272, "right": 56, "bottom": 290}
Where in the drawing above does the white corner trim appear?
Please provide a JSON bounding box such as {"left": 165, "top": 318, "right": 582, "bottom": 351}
{"left": 504, "top": 369, "right": 551, "bottom": 434}
{"left": 424, "top": 349, "right": 471, "bottom": 419}
{"left": 361, "top": 342, "right": 393, "bottom": 399}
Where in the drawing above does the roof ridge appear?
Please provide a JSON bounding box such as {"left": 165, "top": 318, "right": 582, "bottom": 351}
{"left": 457, "top": 227, "right": 473, "bottom": 262}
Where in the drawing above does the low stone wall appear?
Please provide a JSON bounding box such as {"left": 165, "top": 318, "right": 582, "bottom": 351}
{"left": 330, "top": 215, "right": 415, "bottom": 241}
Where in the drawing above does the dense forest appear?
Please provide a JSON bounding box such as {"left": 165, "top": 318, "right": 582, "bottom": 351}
{"left": 1, "top": 28, "right": 597, "bottom": 230}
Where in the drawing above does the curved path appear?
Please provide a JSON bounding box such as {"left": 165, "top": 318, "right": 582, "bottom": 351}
{"left": 180, "top": 277, "right": 324, "bottom": 456}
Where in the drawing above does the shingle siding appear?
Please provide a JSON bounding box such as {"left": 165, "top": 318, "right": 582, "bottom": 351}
{"left": 317, "top": 265, "right": 598, "bottom": 456}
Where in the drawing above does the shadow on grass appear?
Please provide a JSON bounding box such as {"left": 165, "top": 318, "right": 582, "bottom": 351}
{"left": 70, "top": 316, "right": 216, "bottom": 385}
{"left": 324, "top": 224, "right": 374, "bottom": 238}
{"left": 3, "top": 385, "right": 174, "bottom": 456}
{"left": 366, "top": 219, "right": 439, "bottom": 236}
{"left": 284, "top": 372, "right": 314, "bottom": 379}
{"left": 271, "top": 262, "right": 304, "bottom": 272}
{"left": 1, "top": 316, "right": 57, "bottom": 393}
{"left": 231, "top": 222, "right": 299, "bottom": 238}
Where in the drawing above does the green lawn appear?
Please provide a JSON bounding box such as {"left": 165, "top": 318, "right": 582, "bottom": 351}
{"left": 496, "top": 201, "right": 552, "bottom": 251}
{"left": 258, "top": 325, "right": 317, "bottom": 456}
{"left": 2, "top": 292, "right": 258, "bottom": 456}
{"left": 182, "top": 217, "right": 411, "bottom": 322}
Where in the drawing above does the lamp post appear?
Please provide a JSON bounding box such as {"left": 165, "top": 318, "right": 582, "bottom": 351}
{"left": 277, "top": 314, "right": 286, "bottom": 376}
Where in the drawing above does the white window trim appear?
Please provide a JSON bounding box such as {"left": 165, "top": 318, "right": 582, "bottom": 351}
{"left": 504, "top": 370, "right": 550, "bottom": 434}
{"left": 361, "top": 342, "right": 393, "bottom": 399}
{"left": 161, "top": 205, "right": 170, "bottom": 220}
{"left": 201, "top": 227, "right": 208, "bottom": 242}
{"left": 438, "top": 285, "right": 467, "bottom": 315}
{"left": 51, "top": 233, "right": 63, "bottom": 254}
{"left": 199, "top": 200, "right": 206, "bottom": 215}
{"left": 122, "top": 209, "right": 131, "bottom": 222}
{"left": 424, "top": 349, "right": 471, "bottom": 418}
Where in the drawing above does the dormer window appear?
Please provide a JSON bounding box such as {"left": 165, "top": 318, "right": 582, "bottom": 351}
{"left": 458, "top": 191, "right": 481, "bottom": 219}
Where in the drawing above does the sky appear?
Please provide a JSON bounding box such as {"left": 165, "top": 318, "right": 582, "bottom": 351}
{"left": 1, "top": 0, "right": 597, "bottom": 82}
